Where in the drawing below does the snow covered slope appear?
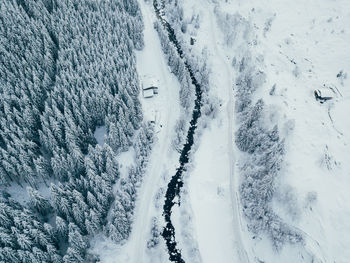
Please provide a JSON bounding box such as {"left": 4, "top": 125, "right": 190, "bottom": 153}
{"left": 170, "top": 0, "right": 350, "bottom": 262}
{"left": 243, "top": 1, "right": 350, "bottom": 262}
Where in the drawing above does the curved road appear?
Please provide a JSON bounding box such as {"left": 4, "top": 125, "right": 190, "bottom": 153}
{"left": 127, "top": 0, "right": 181, "bottom": 262}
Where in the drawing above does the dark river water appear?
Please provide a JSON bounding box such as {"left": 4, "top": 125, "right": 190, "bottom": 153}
{"left": 153, "top": 1, "right": 203, "bottom": 262}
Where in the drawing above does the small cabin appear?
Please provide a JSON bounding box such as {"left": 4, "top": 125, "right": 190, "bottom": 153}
{"left": 143, "top": 88, "right": 155, "bottom": 98}
{"left": 142, "top": 77, "right": 159, "bottom": 98}
{"left": 142, "top": 87, "right": 158, "bottom": 98}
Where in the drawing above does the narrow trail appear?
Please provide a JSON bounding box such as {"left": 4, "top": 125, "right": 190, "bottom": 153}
{"left": 126, "top": 0, "right": 181, "bottom": 262}
{"left": 129, "top": 1, "right": 249, "bottom": 262}
{"left": 208, "top": 8, "right": 250, "bottom": 263}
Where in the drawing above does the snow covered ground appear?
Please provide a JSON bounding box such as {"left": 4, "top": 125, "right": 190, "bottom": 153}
{"left": 166, "top": 0, "right": 350, "bottom": 262}
{"left": 170, "top": 2, "right": 250, "bottom": 262}
{"left": 94, "top": 126, "right": 107, "bottom": 146}
{"left": 224, "top": 0, "right": 350, "bottom": 262}
{"left": 246, "top": 0, "right": 350, "bottom": 262}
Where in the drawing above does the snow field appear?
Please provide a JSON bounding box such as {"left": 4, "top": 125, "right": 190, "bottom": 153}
{"left": 168, "top": 1, "right": 251, "bottom": 262}
{"left": 219, "top": 0, "right": 350, "bottom": 262}
{"left": 170, "top": 0, "right": 350, "bottom": 262}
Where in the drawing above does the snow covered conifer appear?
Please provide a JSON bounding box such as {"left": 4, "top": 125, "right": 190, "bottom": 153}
{"left": 27, "top": 187, "right": 52, "bottom": 216}
{"left": 68, "top": 223, "right": 88, "bottom": 255}
{"left": 56, "top": 216, "right": 68, "bottom": 240}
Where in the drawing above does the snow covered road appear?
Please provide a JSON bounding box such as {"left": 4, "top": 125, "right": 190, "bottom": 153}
{"left": 181, "top": 3, "right": 250, "bottom": 262}
{"left": 94, "top": 0, "right": 182, "bottom": 261}
{"left": 127, "top": 1, "right": 182, "bottom": 262}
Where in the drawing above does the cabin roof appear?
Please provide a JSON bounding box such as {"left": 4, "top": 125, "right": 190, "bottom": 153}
{"left": 143, "top": 86, "right": 158, "bottom": 90}
{"left": 143, "top": 89, "right": 154, "bottom": 98}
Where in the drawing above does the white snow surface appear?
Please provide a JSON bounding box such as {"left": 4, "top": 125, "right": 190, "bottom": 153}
{"left": 227, "top": 0, "right": 350, "bottom": 262}
{"left": 171, "top": 2, "right": 250, "bottom": 262}
{"left": 249, "top": 0, "right": 350, "bottom": 262}
{"left": 168, "top": 0, "right": 350, "bottom": 262}
{"left": 94, "top": 126, "right": 107, "bottom": 146}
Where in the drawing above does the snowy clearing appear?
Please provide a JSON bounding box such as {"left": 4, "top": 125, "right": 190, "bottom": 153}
{"left": 218, "top": 0, "right": 350, "bottom": 262}
{"left": 94, "top": 126, "right": 107, "bottom": 146}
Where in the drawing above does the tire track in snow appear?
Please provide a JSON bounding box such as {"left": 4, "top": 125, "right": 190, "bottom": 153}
{"left": 208, "top": 7, "right": 250, "bottom": 263}
{"left": 126, "top": 0, "right": 181, "bottom": 262}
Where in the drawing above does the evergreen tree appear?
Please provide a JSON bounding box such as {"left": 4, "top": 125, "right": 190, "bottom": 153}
{"left": 1, "top": 0, "right": 146, "bottom": 260}
{"left": 27, "top": 187, "right": 52, "bottom": 216}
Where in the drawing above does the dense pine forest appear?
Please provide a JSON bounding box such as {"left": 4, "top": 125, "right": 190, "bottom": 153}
{"left": 0, "top": 0, "right": 150, "bottom": 261}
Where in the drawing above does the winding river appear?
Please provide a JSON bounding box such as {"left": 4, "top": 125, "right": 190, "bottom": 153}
{"left": 153, "top": 1, "right": 203, "bottom": 262}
